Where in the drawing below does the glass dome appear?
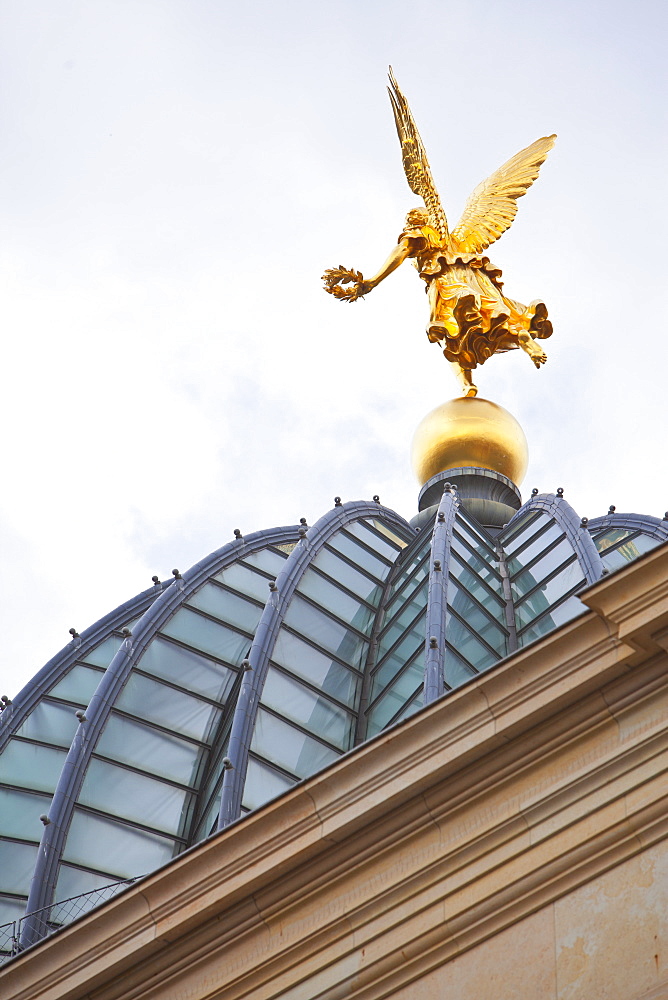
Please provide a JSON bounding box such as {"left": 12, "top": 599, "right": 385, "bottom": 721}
{"left": 1, "top": 486, "right": 666, "bottom": 959}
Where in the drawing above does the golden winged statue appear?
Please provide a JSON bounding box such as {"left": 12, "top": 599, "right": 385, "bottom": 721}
{"left": 323, "top": 69, "right": 556, "bottom": 397}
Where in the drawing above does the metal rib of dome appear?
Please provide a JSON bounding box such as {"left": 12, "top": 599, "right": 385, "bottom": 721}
{"left": 217, "top": 501, "right": 413, "bottom": 828}
{"left": 1, "top": 489, "right": 666, "bottom": 961}
{"left": 19, "top": 524, "right": 305, "bottom": 947}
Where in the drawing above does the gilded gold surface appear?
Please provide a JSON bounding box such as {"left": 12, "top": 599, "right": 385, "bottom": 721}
{"left": 323, "top": 70, "right": 555, "bottom": 398}
{"left": 411, "top": 397, "right": 528, "bottom": 486}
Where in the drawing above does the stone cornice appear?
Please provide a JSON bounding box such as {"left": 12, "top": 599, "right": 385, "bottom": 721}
{"left": 580, "top": 540, "right": 668, "bottom": 656}
{"left": 4, "top": 547, "right": 668, "bottom": 1000}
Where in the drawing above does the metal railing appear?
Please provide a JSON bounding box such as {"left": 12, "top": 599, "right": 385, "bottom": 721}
{"left": 0, "top": 876, "right": 142, "bottom": 966}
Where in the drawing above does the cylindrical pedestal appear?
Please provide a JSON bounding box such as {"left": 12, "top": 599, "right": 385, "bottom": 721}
{"left": 411, "top": 466, "right": 522, "bottom": 530}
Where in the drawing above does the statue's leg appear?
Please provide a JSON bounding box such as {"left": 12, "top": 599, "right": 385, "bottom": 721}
{"left": 448, "top": 360, "right": 478, "bottom": 397}
{"left": 517, "top": 331, "right": 547, "bottom": 368}
{"left": 502, "top": 295, "right": 550, "bottom": 368}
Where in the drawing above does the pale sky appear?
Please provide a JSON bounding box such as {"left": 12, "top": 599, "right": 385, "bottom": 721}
{"left": 2, "top": 0, "right": 667, "bottom": 697}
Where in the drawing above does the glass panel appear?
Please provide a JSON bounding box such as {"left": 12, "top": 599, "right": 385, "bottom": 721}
{"left": 0, "top": 841, "right": 37, "bottom": 895}
{"left": 386, "top": 545, "right": 431, "bottom": 601}
{"left": 192, "top": 753, "right": 229, "bottom": 837}
{"left": 138, "top": 636, "right": 236, "bottom": 701}
{"left": 344, "top": 520, "right": 405, "bottom": 561}
{"left": 444, "top": 648, "right": 478, "bottom": 688}
{"left": 326, "top": 533, "right": 389, "bottom": 578}
{"left": 49, "top": 664, "right": 104, "bottom": 703}
{"left": 187, "top": 584, "right": 263, "bottom": 633}
{"left": 593, "top": 528, "right": 637, "bottom": 553}
{"left": 96, "top": 714, "right": 202, "bottom": 785}
{"left": 391, "top": 689, "right": 424, "bottom": 726}
{"left": 511, "top": 537, "right": 574, "bottom": 595}
{"left": 79, "top": 760, "right": 192, "bottom": 836}
{"left": 194, "top": 786, "right": 223, "bottom": 842}
{"left": 0, "top": 788, "right": 51, "bottom": 839}
{"left": 518, "top": 594, "right": 587, "bottom": 646}
{"left": 271, "top": 632, "right": 359, "bottom": 706}
{"left": 63, "top": 810, "right": 176, "bottom": 877}
{"left": 449, "top": 552, "right": 506, "bottom": 621}
{"left": 241, "top": 548, "right": 289, "bottom": 576}
{"left": 447, "top": 584, "right": 508, "bottom": 657}
{"left": 501, "top": 511, "right": 548, "bottom": 554}
{"left": 261, "top": 668, "right": 354, "bottom": 750}
{"left": 367, "top": 658, "right": 423, "bottom": 736}
{"left": 0, "top": 741, "right": 66, "bottom": 793}
{"left": 242, "top": 756, "right": 295, "bottom": 812}
{"left": 116, "top": 674, "right": 220, "bottom": 742}
{"left": 274, "top": 542, "right": 296, "bottom": 556}
{"left": 600, "top": 533, "right": 661, "bottom": 571}
{"left": 395, "top": 550, "right": 431, "bottom": 597}
{"left": 310, "top": 547, "right": 382, "bottom": 602}
{"left": 455, "top": 516, "right": 497, "bottom": 557}
{"left": 214, "top": 562, "right": 273, "bottom": 603}
{"left": 451, "top": 536, "right": 500, "bottom": 589}
{"left": 297, "top": 571, "right": 375, "bottom": 632}
{"left": 15, "top": 701, "right": 78, "bottom": 748}
{"left": 196, "top": 744, "right": 230, "bottom": 816}
{"left": 376, "top": 582, "right": 428, "bottom": 661}
{"left": 455, "top": 514, "right": 498, "bottom": 566}
{"left": 373, "top": 634, "right": 424, "bottom": 697}
{"left": 162, "top": 608, "right": 251, "bottom": 664}
{"left": 0, "top": 895, "right": 27, "bottom": 926}
{"left": 382, "top": 565, "right": 429, "bottom": 625}
{"left": 507, "top": 522, "right": 563, "bottom": 573}
{"left": 446, "top": 616, "right": 499, "bottom": 672}
{"left": 55, "top": 863, "right": 131, "bottom": 905}
{"left": 282, "top": 596, "right": 368, "bottom": 669}
{"left": 515, "top": 559, "right": 585, "bottom": 629}
{"left": 81, "top": 636, "right": 123, "bottom": 668}
{"left": 376, "top": 611, "right": 423, "bottom": 670}
{"left": 251, "top": 708, "right": 339, "bottom": 779}
{"left": 51, "top": 890, "right": 118, "bottom": 926}
{"left": 370, "top": 519, "right": 410, "bottom": 549}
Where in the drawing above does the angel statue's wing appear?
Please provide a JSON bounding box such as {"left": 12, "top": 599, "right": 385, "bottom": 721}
{"left": 388, "top": 68, "right": 449, "bottom": 243}
{"left": 449, "top": 134, "right": 556, "bottom": 255}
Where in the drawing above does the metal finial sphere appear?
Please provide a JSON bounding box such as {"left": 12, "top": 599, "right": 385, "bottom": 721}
{"left": 412, "top": 398, "right": 528, "bottom": 487}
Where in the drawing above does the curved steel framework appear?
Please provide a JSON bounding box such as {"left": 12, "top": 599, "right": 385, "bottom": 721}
{"left": 505, "top": 493, "right": 603, "bottom": 584}
{"left": 586, "top": 511, "right": 668, "bottom": 575}
{"left": 587, "top": 512, "right": 668, "bottom": 539}
{"left": 218, "top": 501, "right": 413, "bottom": 828}
{"left": 1, "top": 488, "right": 666, "bottom": 960}
{"left": 21, "top": 526, "right": 302, "bottom": 946}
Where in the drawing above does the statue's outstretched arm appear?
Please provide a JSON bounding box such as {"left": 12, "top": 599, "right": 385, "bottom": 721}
{"left": 362, "top": 238, "right": 411, "bottom": 292}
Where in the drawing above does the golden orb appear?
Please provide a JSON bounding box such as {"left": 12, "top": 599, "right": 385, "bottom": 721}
{"left": 411, "top": 397, "right": 528, "bottom": 487}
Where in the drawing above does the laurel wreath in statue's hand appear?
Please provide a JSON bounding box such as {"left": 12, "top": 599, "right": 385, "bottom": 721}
{"left": 322, "top": 266, "right": 369, "bottom": 302}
